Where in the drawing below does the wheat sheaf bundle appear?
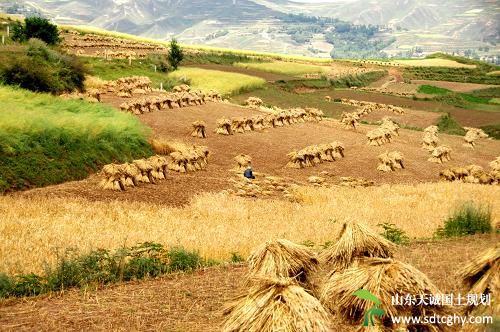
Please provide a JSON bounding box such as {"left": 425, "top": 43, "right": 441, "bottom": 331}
{"left": 422, "top": 126, "right": 439, "bottom": 151}
{"left": 216, "top": 118, "right": 233, "bottom": 135}
{"left": 340, "top": 112, "right": 360, "bottom": 130}
{"left": 320, "top": 257, "right": 450, "bottom": 331}
{"left": 319, "top": 221, "right": 395, "bottom": 271}
{"left": 234, "top": 154, "right": 252, "bottom": 169}
{"left": 439, "top": 165, "right": 499, "bottom": 185}
{"left": 377, "top": 151, "right": 404, "bottom": 172}
{"left": 245, "top": 96, "right": 263, "bottom": 109}
{"left": 428, "top": 146, "right": 452, "bottom": 164}
{"left": 191, "top": 120, "right": 207, "bottom": 138}
{"left": 247, "top": 239, "right": 319, "bottom": 286}
{"left": 463, "top": 127, "right": 489, "bottom": 148}
{"left": 458, "top": 244, "right": 499, "bottom": 317}
{"left": 287, "top": 142, "right": 345, "bottom": 169}
{"left": 98, "top": 156, "right": 169, "bottom": 191}
{"left": 222, "top": 277, "right": 331, "bottom": 332}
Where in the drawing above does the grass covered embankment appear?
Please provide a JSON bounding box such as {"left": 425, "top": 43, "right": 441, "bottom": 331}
{"left": 0, "top": 86, "right": 152, "bottom": 192}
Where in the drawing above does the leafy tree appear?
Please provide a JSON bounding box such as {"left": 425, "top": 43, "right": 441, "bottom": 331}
{"left": 11, "top": 17, "right": 60, "bottom": 45}
{"left": 168, "top": 39, "right": 184, "bottom": 70}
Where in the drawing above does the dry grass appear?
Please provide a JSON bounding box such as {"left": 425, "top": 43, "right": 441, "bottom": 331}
{"left": 392, "top": 59, "right": 476, "bottom": 68}
{"left": 168, "top": 67, "right": 265, "bottom": 96}
{"left": 1, "top": 182, "right": 499, "bottom": 275}
{"left": 234, "top": 61, "right": 332, "bottom": 76}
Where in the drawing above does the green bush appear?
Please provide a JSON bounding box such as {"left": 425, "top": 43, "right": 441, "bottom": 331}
{"left": 168, "top": 247, "right": 202, "bottom": 272}
{"left": 11, "top": 17, "right": 60, "bottom": 45}
{"left": 378, "top": 223, "right": 409, "bottom": 245}
{"left": 0, "top": 39, "right": 87, "bottom": 93}
{"left": 230, "top": 252, "right": 245, "bottom": 263}
{"left": 436, "top": 202, "right": 492, "bottom": 237}
{"left": 0, "top": 243, "right": 210, "bottom": 299}
{"left": 480, "top": 124, "right": 500, "bottom": 140}
{"left": 436, "top": 113, "right": 465, "bottom": 136}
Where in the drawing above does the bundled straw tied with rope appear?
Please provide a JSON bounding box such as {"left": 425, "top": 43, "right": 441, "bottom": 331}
{"left": 222, "top": 276, "right": 331, "bottom": 332}
{"left": 191, "top": 120, "right": 207, "bottom": 138}
{"left": 377, "top": 151, "right": 404, "bottom": 172}
{"left": 428, "top": 146, "right": 452, "bottom": 164}
{"left": 246, "top": 239, "right": 319, "bottom": 286}
{"left": 319, "top": 221, "right": 395, "bottom": 271}
{"left": 320, "top": 257, "right": 452, "bottom": 331}
{"left": 458, "top": 244, "right": 499, "bottom": 318}
{"left": 234, "top": 154, "right": 252, "bottom": 169}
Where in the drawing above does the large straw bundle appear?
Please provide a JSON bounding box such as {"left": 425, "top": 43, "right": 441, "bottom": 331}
{"left": 463, "top": 127, "right": 489, "bottom": 148}
{"left": 98, "top": 164, "right": 125, "bottom": 191}
{"left": 458, "top": 244, "right": 499, "bottom": 315}
{"left": 245, "top": 96, "right": 263, "bottom": 108}
{"left": 287, "top": 142, "right": 344, "bottom": 168}
{"left": 216, "top": 118, "right": 233, "bottom": 135}
{"left": 340, "top": 112, "right": 360, "bottom": 130}
{"left": 490, "top": 156, "right": 500, "bottom": 171}
{"left": 223, "top": 277, "right": 331, "bottom": 332}
{"left": 320, "top": 257, "right": 451, "bottom": 330}
{"left": 380, "top": 118, "right": 399, "bottom": 136}
{"left": 377, "top": 151, "right": 404, "bottom": 172}
{"left": 234, "top": 154, "right": 252, "bottom": 169}
{"left": 320, "top": 221, "right": 394, "bottom": 271}
{"left": 428, "top": 146, "right": 452, "bottom": 164}
{"left": 247, "top": 239, "right": 319, "bottom": 285}
{"left": 191, "top": 120, "right": 207, "bottom": 138}
{"left": 232, "top": 117, "right": 246, "bottom": 133}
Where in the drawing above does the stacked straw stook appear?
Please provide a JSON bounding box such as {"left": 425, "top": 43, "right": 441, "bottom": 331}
{"left": 319, "top": 221, "right": 452, "bottom": 331}
{"left": 223, "top": 239, "right": 330, "bottom": 332}
{"left": 215, "top": 108, "right": 324, "bottom": 136}
{"left": 245, "top": 97, "right": 263, "bottom": 109}
{"left": 340, "top": 112, "right": 360, "bottom": 130}
{"left": 377, "top": 151, "right": 404, "bottom": 172}
{"left": 428, "top": 145, "right": 452, "bottom": 164}
{"left": 98, "top": 156, "right": 168, "bottom": 191}
{"left": 422, "top": 125, "right": 439, "bottom": 151}
{"left": 191, "top": 120, "right": 207, "bottom": 138}
{"left": 366, "top": 118, "right": 400, "bottom": 146}
{"left": 439, "top": 163, "right": 500, "bottom": 185}
{"left": 463, "top": 127, "right": 489, "bottom": 148}
{"left": 287, "top": 142, "right": 345, "bottom": 169}
{"left": 458, "top": 244, "right": 499, "bottom": 320}
{"left": 234, "top": 154, "right": 252, "bottom": 169}
{"left": 339, "top": 98, "right": 405, "bottom": 115}
{"left": 168, "top": 145, "right": 209, "bottom": 173}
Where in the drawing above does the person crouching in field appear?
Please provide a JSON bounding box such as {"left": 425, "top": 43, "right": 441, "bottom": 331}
{"left": 244, "top": 163, "right": 255, "bottom": 179}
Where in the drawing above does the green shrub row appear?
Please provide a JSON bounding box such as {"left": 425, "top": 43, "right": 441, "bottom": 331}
{"left": 0, "top": 243, "right": 213, "bottom": 298}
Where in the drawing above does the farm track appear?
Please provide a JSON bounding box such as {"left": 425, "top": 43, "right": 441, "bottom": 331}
{"left": 15, "top": 95, "right": 500, "bottom": 207}
{"left": 1, "top": 234, "right": 497, "bottom": 332}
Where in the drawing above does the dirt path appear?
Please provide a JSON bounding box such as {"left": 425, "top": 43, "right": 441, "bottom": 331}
{"left": 1, "top": 235, "right": 496, "bottom": 331}
{"left": 186, "top": 64, "right": 299, "bottom": 82}
{"left": 327, "top": 90, "right": 500, "bottom": 127}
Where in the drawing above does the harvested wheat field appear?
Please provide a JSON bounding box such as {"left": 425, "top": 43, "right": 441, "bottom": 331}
{"left": 15, "top": 99, "right": 500, "bottom": 206}
{"left": 2, "top": 182, "right": 499, "bottom": 276}
{"left": 0, "top": 234, "right": 497, "bottom": 332}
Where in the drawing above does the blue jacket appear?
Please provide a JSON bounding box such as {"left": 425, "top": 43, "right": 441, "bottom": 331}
{"left": 244, "top": 167, "right": 254, "bottom": 179}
